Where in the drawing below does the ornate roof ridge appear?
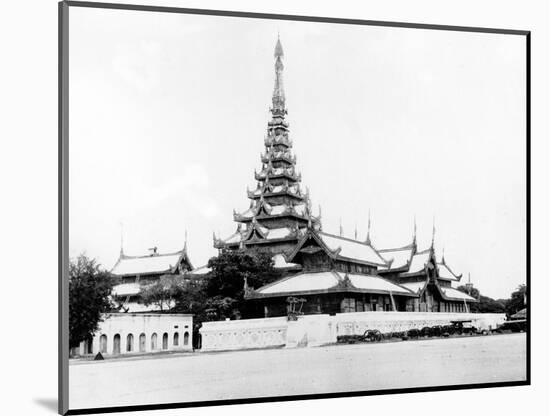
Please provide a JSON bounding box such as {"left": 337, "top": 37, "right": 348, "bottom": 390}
{"left": 436, "top": 261, "right": 463, "bottom": 279}
{"left": 414, "top": 247, "right": 432, "bottom": 255}
{"left": 377, "top": 243, "right": 416, "bottom": 253}
{"left": 119, "top": 249, "right": 184, "bottom": 260}
{"left": 338, "top": 271, "right": 418, "bottom": 295}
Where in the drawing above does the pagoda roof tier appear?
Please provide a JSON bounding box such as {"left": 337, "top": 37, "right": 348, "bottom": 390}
{"left": 110, "top": 248, "right": 192, "bottom": 277}
{"left": 112, "top": 282, "right": 141, "bottom": 297}
{"left": 270, "top": 107, "right": 288, "bottom": 117}
{"left": 435, "top": 284, "right": 477, "bottom": 302}
{"left": 436, "top": 259, "right": 463, "bottom": 282}
{"left": 288, "top": 229, "right": 390, "bottom": 268}
{"left": 397, "top": 248, "right": 433, "bottom": 276}
{"left": 267, "top": 119, "right": 289, "bottom": 128}
{"left": 264, "top": 134, "right": 292, "bottom": 148}
{"left": 233, "top": 200, "right": 311, "bottom": 222}
{"left": 246, "top": 270, "right": 417, "bottom": 299}
{"left": 261, "top": 150, "right": 296, "bottom": 164}
{"left": 255, "top": 166, "right": 301, "bottom": 182}
{"left": 399, "top": 280, "right": 429, "bottom": 296}
{"left": 213, "top": 224, "right": 307, "bottom": 249}
{"left": 378, "top": 243, "right": 416, "bottom": 272}
{"left": 272, "top": 253, "right": 302, "bottom": 270}
{"left": 247, "top": 183, "right": 304, "bottom": 200}
{"left": 380, "top": 244, "right": 464, "bottom": 284}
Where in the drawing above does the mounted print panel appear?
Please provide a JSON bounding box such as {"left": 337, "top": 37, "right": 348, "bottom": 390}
{"left": 59, "top": 2, "right": 529, "bottom": 414}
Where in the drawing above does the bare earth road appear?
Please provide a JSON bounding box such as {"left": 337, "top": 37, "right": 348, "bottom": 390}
{"left": 69, "top": 333, "right": 527, "bottom": 411}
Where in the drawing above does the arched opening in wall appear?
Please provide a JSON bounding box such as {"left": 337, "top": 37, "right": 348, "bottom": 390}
{"left": 173, "top": 332, "right": 179, "bottom": 346}
{"left": 139, "top": 333, "right": 146, "bottom": 352}
{"left": 86, "top": 336, "right": 93, "bottom": 354}
{"left": 126, "top": 333, "right": 134, "bottom": 352}
{"left": 162, "top": 333, "right": 168, "bottom": 350}
{"left": 100, "top": 334, "right": 107, "bottom": 353}
{"left": 113, "top": 334, "right": 121, "bottom": 355}
{"left": 151, "top": 333, "right": 158, "bottom": 350}
{"left": 184, "top": 331, "right": 189, "bottom": 346}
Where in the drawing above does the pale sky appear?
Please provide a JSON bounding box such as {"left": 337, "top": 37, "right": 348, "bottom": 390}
{"left": 68, "top": 7, "right": 526, "bottom": 299}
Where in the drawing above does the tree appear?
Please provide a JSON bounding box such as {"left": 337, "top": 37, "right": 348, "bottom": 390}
{"left": 471, "top": 295, "right": 506, "bottom": 313}
{"left": 506, "top": 284, "right": 527, "bottom": 316}
{"left": 69, "top": 254, "right": 115, "bottom": 349}
{"left": 204, "top": 249, "right": 282, "bottom": 319}
{"left": 172, "top": 278, "right": 209, "bottom": 321}
{"left": 456, "top": 284, "right": 480, "bottom": 300}
{"left": 138, "top": 275, "right": 184, "bottom": 312}
{"left": 456, "top": 284, "right": 506, "bottom": 313}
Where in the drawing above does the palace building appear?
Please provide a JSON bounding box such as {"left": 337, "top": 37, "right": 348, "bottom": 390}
{"left": 110, "top": 241, "right": 209, "bottom": 313}
{"left": 214, "top": 37, "right": 476, "bottom": 317}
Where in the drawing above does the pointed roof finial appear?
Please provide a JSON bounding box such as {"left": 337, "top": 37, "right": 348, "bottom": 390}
{"left": 366, "top": 210, "right": 372, "bottom": 245}
{"left": 431, "top": 215, "right": 436, "bottom": 249}
{"left": 354, "top": 223, "right": 358, "bottom": 240}
{"left": 274, "top": 33, "right": 284, "bottom": 58}
{"left": 441, "top": 247, "right": 445, "bottom": 264}
{"left": 339, "top": 218, "right": 343, "bottom": 237}
{"left": 272, "top": 35, "right": 285, "bottom": 111}
{"left": 184, "top": 229, "right": 188, "bottom": 252}
{"left": 412, "top": 215, "right": 417, "bottom": 246}
{"left": 119, "top": 221, "right": 125, "bottom": 257}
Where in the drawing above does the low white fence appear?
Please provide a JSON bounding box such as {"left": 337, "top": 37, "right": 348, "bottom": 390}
{"left": 199, "top": 312, "right": 506, "bottom": 352}
{"left": 200, "top": 317, "right": 288, "bottom": 351}
{"left": 334, "top": 312, "right": 506, "bottom": 337}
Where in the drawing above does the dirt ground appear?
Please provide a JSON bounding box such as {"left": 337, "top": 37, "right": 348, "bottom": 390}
{"left": 69, "top": 333, "right": 527, "bottom": 411}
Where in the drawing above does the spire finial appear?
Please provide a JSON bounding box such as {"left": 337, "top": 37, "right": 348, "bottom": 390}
{"left": 184, "top": 229, "right": 188, "bottom": 252}
{"left": 119, "top": 221, "right": 124, "bottom": 257}
{"left": 366, "top": 210, "right": 372, "bottom": 245}
{"left": 412, "top": 215, "right": 417, "bottom": 245}
{"left": 431, "top": 215, "right": 436, "bottom": 250}
{"left": 441, "top": 247, "right": 445, "bottom": 263}
{"left": 339, "top": 218, "right": 343, "bottom": 237}
{"left": 274, "top": 34, "right": 284, "bottom": 58}
{"left": 272, "top": 36, "right": 285, "bottom": 112}
{"left": 354, "top": 223, "right": 358, "bottom": 240}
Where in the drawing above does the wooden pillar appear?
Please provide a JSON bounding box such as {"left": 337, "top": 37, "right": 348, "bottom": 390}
{"left": 389, "top": 292, "right": 396, "bottom": 311}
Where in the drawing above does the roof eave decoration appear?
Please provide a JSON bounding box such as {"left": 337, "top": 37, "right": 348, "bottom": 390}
{"left": 247, "top": 286, "right": 419, "bottom": 300}
{"left": 174, "top": 248, "right": 193, "bottom": 273}
{"left": 287, "top": 229, "right": 388, "bottom": 267}
{"left": 335, "top": 273, "right": 354, "bottom": 290}
{"left": 437, "top": 262, "right": 463, "bottom": 282}
{"left": 434, "top": 283, "right": 477, "bottom": 303}
{"left": 287, "top": 229, "right": 340, "bottom": 263}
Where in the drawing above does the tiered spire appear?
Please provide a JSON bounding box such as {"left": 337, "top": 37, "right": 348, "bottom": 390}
{"left": 215, "top": 36, "right": 321, "bottom": 251}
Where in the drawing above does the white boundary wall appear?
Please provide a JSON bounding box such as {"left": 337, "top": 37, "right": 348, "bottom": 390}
{"left": 199, "top": 312, "right": 506, "bottom": 351}
{"left": 334, "top": 312, "right": 506, "bottom": 337}
{"left": 200, "top": 317, "right": 287, "bottom": 351}
{"left": 76, "top": 313, "right": 194, "bottom": 356}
